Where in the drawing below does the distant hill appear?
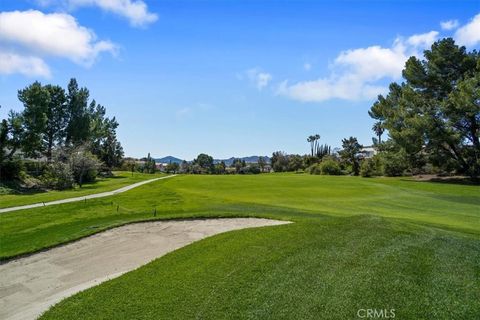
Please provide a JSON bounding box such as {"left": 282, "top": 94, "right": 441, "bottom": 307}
{"left": 214, "top": 156, "right": 270, "bottom": 166}
{"left": 155, "top": 156, "right": 184, "bottom": 164}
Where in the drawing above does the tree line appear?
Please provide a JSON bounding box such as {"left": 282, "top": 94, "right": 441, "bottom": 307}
{"left": 1, "top": 78, "right": 123, "bottom": 188}
{"left": 1, "top": 38, "right": 477, "bottom": 184}
{"left": 158, "top": 40, "right": 478, "bottom": 179}
{"left": 269, "top": 38, "right": 479, "bottom": 179}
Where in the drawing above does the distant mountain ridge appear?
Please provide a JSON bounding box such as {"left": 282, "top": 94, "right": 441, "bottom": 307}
{"left": 155, "top": 156, "right": 184, "bottom": 164}
{"left": 155, "top": 155, "right": 270, "bottom": 166}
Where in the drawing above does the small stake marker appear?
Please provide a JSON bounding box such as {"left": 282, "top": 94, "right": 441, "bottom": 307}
{"left": 154, "top": 207, "right": 157, "bottom": 217}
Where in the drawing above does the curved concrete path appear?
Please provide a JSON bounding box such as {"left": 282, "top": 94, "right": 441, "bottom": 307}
{"left": 0, "top": 175, "right": 176, "bottom": 214}
{"left": 0, "top": 218, "right": 290, "bottom": 320}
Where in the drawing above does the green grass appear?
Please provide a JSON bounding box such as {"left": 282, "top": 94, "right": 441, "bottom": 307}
{"left": 1, "top": 174, "right": 478, "bottom": 319}
{"left": 0, "top": 171, "right": 164, "bottom": 208}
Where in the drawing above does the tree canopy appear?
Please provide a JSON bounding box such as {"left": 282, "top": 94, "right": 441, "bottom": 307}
{"left": 369, "top": 38, "right": 479, "bottom": 177}
{"left": 2, "top": 79, "right": 124, "bottom": 169}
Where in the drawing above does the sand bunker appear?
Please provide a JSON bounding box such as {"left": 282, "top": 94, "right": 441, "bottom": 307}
{"left": 0, "top": 218, "right": 289, "bottom": 320}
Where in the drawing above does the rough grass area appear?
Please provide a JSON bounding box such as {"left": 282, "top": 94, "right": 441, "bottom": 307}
{"left": 41, "top": 216, "right": 480, "bottom": 320}
{"left": 1, "top": 174, "right": 479, "bottom": 319}
{"left": 0, "top": 171, "right": 163, "bottom": 208}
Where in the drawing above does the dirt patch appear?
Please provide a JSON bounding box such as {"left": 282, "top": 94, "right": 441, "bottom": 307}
{"left": 0, "top": 218, "right": 289, "bottom": 320}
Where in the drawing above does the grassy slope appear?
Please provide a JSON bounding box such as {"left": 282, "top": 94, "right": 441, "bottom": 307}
{"left": 0, "top": 171, "right": 163, "bottom": 208}
{"left": 1, "top": 174, "right": 478, "bottom": 318}
{"left": 42, "top": 217, "right": 480, "bottom": 320}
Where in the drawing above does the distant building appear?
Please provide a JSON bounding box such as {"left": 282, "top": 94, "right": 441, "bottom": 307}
{"left": 360, "top": 146, "right": 377, "bottom": 159}
{"left": 155, "top": 163, "right": 168, "bottom": 171}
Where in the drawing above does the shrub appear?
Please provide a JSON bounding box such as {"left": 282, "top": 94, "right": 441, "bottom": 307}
{"left": 307, "top": 159, "right": 342, "bottom": 175}
{"left": 41, "top": 162, "right": 74, "bottom": 190}
{"left": 23, "top": 160, "right": 48, "bottom": 177}
{"left": 0, "top": 159, "right": 25, "bottom": 181}
{"left": 381, "top": 152, "right": 408, "bottom": 177}
{"left": 244, "top": 164, "right": 261, "bottom": 174}
{"left": 360, "top": 158, "right": 377, "bottom": 177}
{"left": 70, "top": 150, "right": 102, "bottom": 186}
{"left": 306, "top": 163, "right": 321, "bottom": 175}
{"left": 319, "top": 159, "right": 342, "bottom": 175}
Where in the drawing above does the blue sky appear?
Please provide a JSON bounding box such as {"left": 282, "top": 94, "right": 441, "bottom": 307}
{"left": 1, "top": 0, "right": 479, "bottom": 159}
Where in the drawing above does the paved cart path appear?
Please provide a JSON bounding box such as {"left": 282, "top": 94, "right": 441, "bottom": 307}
{"left": 0, "top": 218, "right": 290, "bottom": 320}
{"left": 0, "top": 175, "right": 176, "bottom": 214}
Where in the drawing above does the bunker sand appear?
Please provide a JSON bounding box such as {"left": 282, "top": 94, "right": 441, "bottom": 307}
{"left": 0, "top": 218, "right": 289, "bottom": 320}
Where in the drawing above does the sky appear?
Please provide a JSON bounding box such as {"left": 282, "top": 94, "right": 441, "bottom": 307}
{"left": 0, "top": 0, "right": 479, "bottom": 160}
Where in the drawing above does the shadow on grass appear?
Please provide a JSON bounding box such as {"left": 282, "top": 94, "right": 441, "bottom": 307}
{"left": 401, "top": 176, "right": 480, "bottom": 186}
{"left": 0, "top": 181, "right": 47, "bottom": 196}
{"left": 0, "top": 175, "right": 129, "bottom": 197}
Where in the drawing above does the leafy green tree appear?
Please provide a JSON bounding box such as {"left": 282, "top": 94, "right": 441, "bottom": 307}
{"left": 43, "top": 85, "right": 68, "bottom": 160}
{"left": 194, "top": 153, "right": 214, "bottom": 173}
{"left": 85, "top": 100, "right": 123, "bottom": 169}
{"left": 17, "top": 82, "right": 49, "bottom": 158}
{"left": 0, "top": 107, "right": 24, "bottom": 168}
{"left": 339, "top": 137, "right": 362, "bottom": 175}
{"left": 0, "top": 109, "right": 8, "bottom": 179}
{"left": 0, "top": 119, "right": 7, "bottom": 164}
{"left": 271, "top": 151, "right": 289, "bottom": 172}
{"left": 214, "top": 161, "right": 226, "bottom": 174}
{"left": 120, "top": 158, "right": 136, "bottom": 175}
{"left": 246, "top": 163, "right": 261, "bottom": 174}
{"left": 180, "top": 160, "right": 190, "bottom": 173}
{"left": 69, "top": 146, "right": 101, "bottom": 187}
{"left": 319, "top": 158, "right": 342, "bottom": 175}
{"left": 288, "top": 154, "right": 303, "bottom": 172}
{"left": 232, "top": 158, "right": 245, "bottom": 173}
{"left": 166, "top": 162, "right": 180, "bottom": 173}
{"left": 369, "top": 38, "right": 479, "bottom": 177}
{"left": 258, "top": 156, "right": 267, "bottom": 173}
{"left": 66, "top": 78, "right": 91, "bottom": 146}
{"left": 360, "top": 158, "right": 378, "bottom": 177}
{"left": 142, "top": 152, "right": 156, "bottom": 173}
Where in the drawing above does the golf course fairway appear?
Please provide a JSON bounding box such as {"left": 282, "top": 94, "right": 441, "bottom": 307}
{"left": 1, "top": 174, "right": 478, "bottom": 319}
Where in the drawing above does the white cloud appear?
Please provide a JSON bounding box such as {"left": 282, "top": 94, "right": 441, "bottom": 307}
{"left": 440, "top": 19, "right": 459, "bottom": 30}
{"left": 0, "top": 10, "right": 116, "bottom": 76}
{"left": 37, "top": 0, "right": 158, "bottom": 27}
{"left": 277, "top": 76, "right": 386, "bottom": 102}
{"left": 407, "top": 31, "right": 439, "bottom": 49}
{"left": 334, "top": 43, "right": 407, "bottom": 81}
{"left": 0, "top": 50, "right": 51, "bottom": 77}
{"left": 246, "top": 68, "right": 272, "bottom": 90}
{"left": 277, "top": 31, "right": 439, "bottom": 103}
{"left": 455, "top": 13, "right": 480, "bottom": 47}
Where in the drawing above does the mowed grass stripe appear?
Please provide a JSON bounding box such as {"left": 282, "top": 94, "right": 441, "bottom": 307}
{"left": 1, "top": 174, "right": 478, "bottom": 318}
{"left": 1, "top": 174, "right": 479, "bottom": 260}
{"left": 40, "top": 216, "right": 480, "bottom": 320}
